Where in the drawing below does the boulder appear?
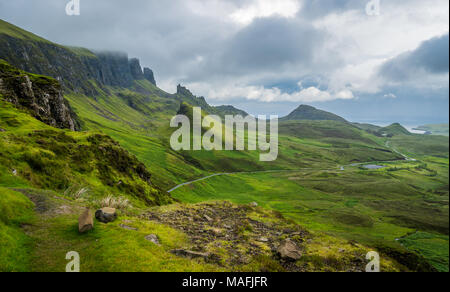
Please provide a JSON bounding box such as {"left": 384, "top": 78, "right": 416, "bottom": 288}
{"left": 277, "top": 239, "right": 302, "bottom": 260}
{"left": 95, "top": 207, "right": 117, "bottom": 223}
{"left": 171, "top": 249, "right": 210, "bottom": 259}
{"left": 145, "top": 234, "right": 160, "bottom": 245}
{"left": 204, "top": 214, "right": 213, "bottom": 222}
{"left": 78, "top": 208, "right": 94, "bottom": 233}
{"left": 119, "top": 224, "right": 138, "bottom": 231}
{"left": 250, "top": 202, "right": 258, "bottom": 207}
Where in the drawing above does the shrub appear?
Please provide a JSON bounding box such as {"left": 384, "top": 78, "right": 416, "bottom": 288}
{"left": 64, "top": 185, "right": 89, "bottom": 200}
{"left": 98, "top": 195, "right": 131, "bottom": 210}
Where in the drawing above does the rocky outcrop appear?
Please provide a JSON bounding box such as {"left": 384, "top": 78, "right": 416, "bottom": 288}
{"left": 145, "top": 234, "right": 160, "bottom": 245}
{"left": 129, "top": 58, "right": 145, "bottom": 80}
{"left": 171, "top": 249, "right": 210, "bottom": 259}
{"left": 95, "top": 207, "right": 117, "bottom": 223}
{"left": 143, "top": 68, "right": 156, "bottom": 85}
{"left": 143, "top": 201, "right": 311, "bottom": 271}
{"left": 0, "top": 60, "right": 80, "bottom": 131}
{"left": 0, "top": 21, "right": 157, "bottom": 94}
{"left": 277, "top": 239, "right": 303, "bottom": 260}
{"left": 120, "top": 224, "right": 138, "bottom": 231}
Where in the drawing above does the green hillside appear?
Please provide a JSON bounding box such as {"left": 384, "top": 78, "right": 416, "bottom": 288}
{"left": 0, "top": 19, "right": 51, "bottom": 43}
{"left": 281, "top": 105, "right": 348, "bottom": 122}
{"left": 353, "top": 122, "right": 382, "bottom": 132}
{"left": 379, "top": 123, "right": 411, "bottom": 136}
{"left": 0, "top": 19, "right": 448, "bottom": 272}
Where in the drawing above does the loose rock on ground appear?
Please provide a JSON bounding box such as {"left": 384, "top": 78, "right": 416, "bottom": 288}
{"left": 95, "top": 207, "right": 117, "bottom": 223}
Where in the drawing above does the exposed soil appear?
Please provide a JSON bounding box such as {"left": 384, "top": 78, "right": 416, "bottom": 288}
{"left": 142, "top": 201, "right": 310, "bottom": 271}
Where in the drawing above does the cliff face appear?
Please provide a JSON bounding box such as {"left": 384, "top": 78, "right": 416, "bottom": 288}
{"left": 143, "top": 67, "right": 156, "bottom": 85}
{"left": 0, "top": 20, "right": 157, "bottom": 94}
{"left": 0, "top": 60, "right": 80, "bottom": 131}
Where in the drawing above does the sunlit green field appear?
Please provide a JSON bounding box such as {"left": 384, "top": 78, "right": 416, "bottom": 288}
{"left": 65, "top": 85, "right": 403, "bottom": 189}
{"left": 171, "top": 155, "right": 449, "bottom": 271}
{"left": 62, "top": 84, "right": 449, "bottom": 271}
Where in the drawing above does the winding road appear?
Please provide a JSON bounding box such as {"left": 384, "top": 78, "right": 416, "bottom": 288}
{"left": 167, "top": 140, "right": 415, "bottom": 193}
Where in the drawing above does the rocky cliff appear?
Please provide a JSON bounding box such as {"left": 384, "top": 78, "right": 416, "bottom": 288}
{"left": 0, "top": 20, "right": 157, "bottom": 95}
{"left": 143, "top": 67, "right": 156, "bottom": 85}
{"left": 0, "top": 59, "right": 80, "bottom": 131}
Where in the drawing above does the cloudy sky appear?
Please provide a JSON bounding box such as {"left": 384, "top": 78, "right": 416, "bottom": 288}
{"left": 0, "top": 0, "right": 449, "bottom": 124}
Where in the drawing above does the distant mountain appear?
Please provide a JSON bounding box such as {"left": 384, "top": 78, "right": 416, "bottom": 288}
{"left": 212, "top": 105, "right": 248, "bottom": 117}
{"left": 414, "top": 124, "right": 449, "bottom": 136}
{"left": 0, "top": 19, "right": 248, "bottom": 120}
{"left": 281, "top": 105, "right": 348, "bottom": 123}
{"left": 0, "top": 18, "right": 404, "bottom": 186}
{"left": 378, "top": 123, "right": 411, "bottom": 136}
{"left": 352, "top": 123, "right": 382, "bottom": 132}
{"left": 175, "top": 85, "right": 248, "bottom": 118}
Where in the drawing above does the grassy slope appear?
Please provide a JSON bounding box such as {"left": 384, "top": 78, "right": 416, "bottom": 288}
{"left": 379, "top": 123, "right": 411, "bottom": 136}
{"left": 0, "top": 100, "right": 217, "bottom": 272}
{"left": 0, "top": 19, "right": 51, "bottom": 43}
{"left": 281, "top": 105, "right": 348, "bottom": 122}
{"left": 0, "top": 96, "right": 410, "bottom": 272}
{"left": 1, "top": 20, "right": 447, "bottom": 271}
{"left": 0, "top": 187, "right": 34, "bottom": 271}
{"left": 0, "top": 101, "right": 218, "bottom": 272}
{"left": 65, "top": 84, "right": 403, "bottom": 189}
{"left": 62, "top": 83, "right": 447, "bottom": 271}
{"left": 171, "top": 136, "right": 449, "bottom": 271}
{"left": 390, "top": 134, "right": 449, "bottom": 158}
{"left": 0, "top": 100, "right": 172, "bottom": 207}
{"left": 399, "top": 232, "right": 449, "bottom": 272}
{"left": 64, "top": 88, "right": 206, "bottom": 189}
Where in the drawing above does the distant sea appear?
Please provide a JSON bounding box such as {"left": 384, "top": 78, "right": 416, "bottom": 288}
{"left": 356, "top": 120, "right": 437, "bottom": 135}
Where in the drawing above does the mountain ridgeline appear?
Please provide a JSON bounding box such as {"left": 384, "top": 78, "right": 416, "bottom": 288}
{"left": 0, "top": 20, "right": 156, "bottom": 95}
{"left": 0, "top": 19, "right": 448, "bottom": 273}
{"left": 281, "top": 104, "right": 348, "bottom": 122}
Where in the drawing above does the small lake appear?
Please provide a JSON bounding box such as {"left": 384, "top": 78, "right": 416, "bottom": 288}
{"left": 363, "top": 165, "right": 386, "bottom": 170}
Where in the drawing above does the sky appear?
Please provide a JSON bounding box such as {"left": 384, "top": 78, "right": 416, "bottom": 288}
{"left": 0, "top": 0, "right": 449, "bottom": 125}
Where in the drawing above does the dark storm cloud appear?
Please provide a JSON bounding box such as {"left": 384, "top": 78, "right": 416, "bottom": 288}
{"left": 379, "top": 34, "right": 449, "bottom": 81}
{"left": 0, "top": 0, "right": 237, "bottom": 84}
{"left": 219, "top": 17, "right": 326, "bottom": 73}
{"left": 0, "top": 0, "right": 448, "bottom": 125}
{"left": 0, "top": 0, "right": 328, "bottom": 82}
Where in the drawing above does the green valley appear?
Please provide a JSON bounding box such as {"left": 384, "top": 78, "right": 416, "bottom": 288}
{"left": 0, "top": 19, "right": 448, "bottom": 273}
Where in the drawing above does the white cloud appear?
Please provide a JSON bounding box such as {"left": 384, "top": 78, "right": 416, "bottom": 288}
{"left": 230, "top": 0, "right": 301, "bottom": 25}
{"left": 187, "top": 82, "right": 355, "bottom": 103}
{"left": 312, "top": 0, "right": 449, "bottom": 94}
{"left": 383, "top": 93, "right": 397, "bottom": 99}
{"left": 1, "top": 0, "right": 448, "bottom": 114}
